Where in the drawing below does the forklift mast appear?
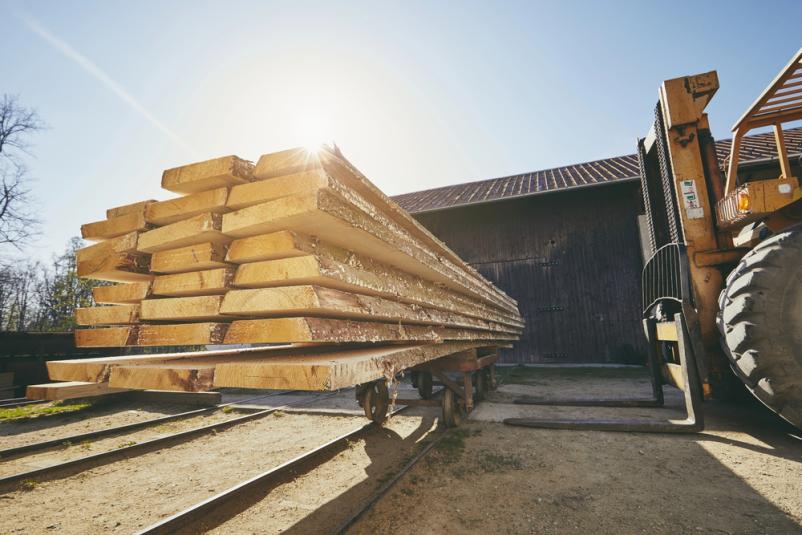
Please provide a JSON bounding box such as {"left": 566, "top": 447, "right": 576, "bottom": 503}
{"left": 638, "top": 72, "right": 726, "bottom": 379}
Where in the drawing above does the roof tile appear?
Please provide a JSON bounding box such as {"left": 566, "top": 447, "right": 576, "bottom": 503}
{"left": 393, "top": 126, "right": 802, "bottom": 213}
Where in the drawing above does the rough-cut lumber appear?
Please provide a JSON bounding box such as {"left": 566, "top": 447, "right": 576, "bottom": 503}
{"left": 109, "top": 364, "right": 215, "bottom": 392}
{"left": 140, "top": 295, "right": 226, "bottom": 321}
{"left": 225, "top": 230, "right": 315, "bottom": 264}
{"left": 76, "top": 231, "right": 138, "bottom": 263}
{"left": 145, "top": 187, "right": 230, "bottom": 225}
{"left": 256, "top": 147, "right": 516, "bottom": 310}
{"left": 152, "top": 267, "right": 234, "bottom": 297}
{"left": 76, "top": 304, "right": 140, "bottom": 326}
{"left": 77, "top": 252, "right": 152, "bottom": 283}
{"left": 252, "top": 147, "right": 321, "bottom": 179}
{"left": 223, "top": 317, "right": 516, "bottom": 344}
{"left": 220, "top": 285, "right": 519, "bottom": 333}
{"left": 93, "top": 282, "right": 152, "bottom": 305}
{"left": 47, "top": 346, "right": 287, "bottom": 382}
{"left": 137, "top": 212, "right": 228, "bottom": 253}
{"left": 136, "top": 322, "right": 228, "bottom": 346}
{"left": 213, "top": 342, "right": 481, "bottom": 390}
{"left": 81, "top": 211, "right": 149, "bottom": 241}
{"left": 161, "top": 155, "right": 253, "bottom": 194}
{"left": 106, "top": 199, "right": 156, "bottom": 219}
{"left": 226, "top": 170, "right": 328, "bottom": 210}
{"left": 75, "top": 326, "right": 138, "bottom": 348}
{"left": 150, "top": 242, "right": 229, "bottom": 274}
{"left": 26, "top": 381, "right": 129, "bottom": 401}
{"left": 222, "top": 189, "right": 515, "bottom": 313}
{"left": 232, "top": 255, "right": 523, "bottom": 328}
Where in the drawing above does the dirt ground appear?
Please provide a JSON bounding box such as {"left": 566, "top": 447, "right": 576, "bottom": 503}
{"left": 351, "top": 367, "right": 802, "bottom": 535}
{"left": 0, "top": 370, "right": 800, "bottom": 534}
{"left": 0, "top": 408, "right": 244, "bottom": 478}
{"left": 0, "top": 399, "right": 194, "bottom": 450}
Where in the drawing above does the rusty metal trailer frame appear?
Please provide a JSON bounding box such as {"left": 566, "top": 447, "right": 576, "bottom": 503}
{"left": 356, "top": 347, "right": 500, "bottom": 428}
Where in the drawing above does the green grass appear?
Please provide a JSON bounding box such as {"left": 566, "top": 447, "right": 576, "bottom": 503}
{"left": 0, "top": 401, "right": 93, "bottom": 422}
{"left": 478, "top": 450, "right": 524, "bottom": 472}
{"left": 19, "top": 479, "right": 39, "bottom": 491}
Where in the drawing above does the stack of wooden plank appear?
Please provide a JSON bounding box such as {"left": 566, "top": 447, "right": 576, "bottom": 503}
{"left": 58, "top": 146, "right": 522, "bottom": 394}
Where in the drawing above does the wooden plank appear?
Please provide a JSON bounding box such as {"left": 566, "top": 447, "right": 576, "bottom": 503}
{"left": 162, "top": 155, "right": 253, "bottom": 194}
{"left": 255, "top": 147, "right": 517, "bottom": 310}
{"left": 76, "top": 231, "right": 139, "bottom": 262}
{"left": 136, "top": 322, "right": 228, "bottom": 346}
{"left": 252, "top": 147, "right": 322, "bottom": 179}
{"left": 150, "top": 242, "right": 229, "bottom": 274}
{"left": 26, "top": 381, "right": 130, "bottom": 401}
{"left": 106, "top": 199, "right": 156, "bottom": 219}
{"left": 93, "top": 282, "right": 152, "bottom": 305}
{"left": 213, "top": 342, "right": 481, "bottom": 390}
{"left": 75, "top": 326, "right": 138, "bottom": 348}
{"left": 109, "top": 364, "right": 215, "bottom": 392}
{"left": 219, "top": 285, "right": 520, "bottom": 333}
{"left": 152, "top": 267, "right": 234, "bottom": 297}
{"left": 231, "top": 255, "right": 524, "bottom": 328}
{"left": 77, "top": 252, "right": 152, "bottom": 283}
{"left": 75, "top": 304, "right": 140, "bottom": 326}
{"left": 81, "top": 211, "right": 149, "bottom": 241}
{"left": 223, "top": 317, "right": 517, "bottom": 344}
{"left": 140, "top": 295, "right": 226, "bottom": 321}
{"left": 222, "top": 189, "right": 518, "bottom": 314}
{"left": 47, "top": 346, "right": 292, "bottom": 382}
{"left": 145, "top": 187, "right": 230, "bottom": 225}
{"left": 137, "top": 212, "right": 228, "bottom": 253}
{"left": 226, "top": 170, "right": 328, "bottom": 210}
{"left": 225, "top": 230, "right": 315, "bottom": 264}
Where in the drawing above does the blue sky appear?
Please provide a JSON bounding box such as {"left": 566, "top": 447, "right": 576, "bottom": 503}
{"left": 1, "top": 0, "right": 800, "bottom": 260}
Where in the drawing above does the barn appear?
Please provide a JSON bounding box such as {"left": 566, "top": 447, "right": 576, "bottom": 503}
{"left": 392, "top": 127, "right": 802, "bottom": 365}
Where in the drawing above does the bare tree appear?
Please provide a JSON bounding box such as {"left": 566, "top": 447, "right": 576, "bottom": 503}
{"left": 0, "top": 95, "right": 43, "bottom": 249}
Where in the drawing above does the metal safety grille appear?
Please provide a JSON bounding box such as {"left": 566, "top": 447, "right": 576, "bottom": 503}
{"left": 641, "top": 243, "right": 691, "bottom": 315}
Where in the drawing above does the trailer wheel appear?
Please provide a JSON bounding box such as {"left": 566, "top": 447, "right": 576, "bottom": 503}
{"left": 442, "top": 388, "right": 465, "bottom": 428}
{"left": 717, "top": 223, "right": 802, "bottom": 428}
{"left": 417, "top": 371, "right": 433, "bottom": 400}
{"left": 361, "top": 380, "right": 389, "bottom": 425}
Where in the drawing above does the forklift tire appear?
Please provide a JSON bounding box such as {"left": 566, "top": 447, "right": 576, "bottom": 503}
{"left": 716, "top": 223, "right": 802, "bottom": 428}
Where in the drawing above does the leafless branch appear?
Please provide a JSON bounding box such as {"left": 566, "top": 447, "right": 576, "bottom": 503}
{"left": 0, "top": 95, "right": 43, "bottom": 250}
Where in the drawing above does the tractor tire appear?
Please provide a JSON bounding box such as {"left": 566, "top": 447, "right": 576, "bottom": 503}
{"left": 716, "top": 223, "right": 802, "bottom": 428}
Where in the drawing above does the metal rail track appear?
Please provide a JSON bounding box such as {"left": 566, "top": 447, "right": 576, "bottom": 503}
{"left": 0, "top": 399, "right": 46, "bottom": 409}
{"left": 331, "top": 432, "right": 443, "bottom": 534}
{"left": 0, "top": 391, "right": 334, "bottom": 488}
{"left": 0, "top": 390, "right": 294, "bottom": 459}
{"left": 134, "top": 405, "right": 413, "bottom": 535}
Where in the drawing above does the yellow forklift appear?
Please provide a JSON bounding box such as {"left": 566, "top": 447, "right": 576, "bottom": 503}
{"left": 507, "top": 48, "right": 802, "bottom": 432}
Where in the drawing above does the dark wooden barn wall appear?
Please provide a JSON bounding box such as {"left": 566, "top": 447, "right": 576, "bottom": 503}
{"left": 413, "top": 183, "right": 646, "bottom": 364}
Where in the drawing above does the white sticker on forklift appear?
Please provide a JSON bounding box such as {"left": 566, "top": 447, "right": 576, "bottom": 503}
{"left": 680, "top": 179, "right": 704, "bottom": 219}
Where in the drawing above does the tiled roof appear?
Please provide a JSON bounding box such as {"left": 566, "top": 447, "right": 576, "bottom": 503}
{"left": 393, "top": 126, "right": 802, "bottom": 213}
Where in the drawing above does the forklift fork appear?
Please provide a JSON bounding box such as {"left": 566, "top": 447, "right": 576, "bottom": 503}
{"left": 505, "top": 243, "right": 705, "bottom": 434}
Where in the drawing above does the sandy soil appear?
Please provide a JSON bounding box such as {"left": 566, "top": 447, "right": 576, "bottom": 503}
{"left": 350, "top": 368, "right": 802, "bottom": 535}
{"left": 0, "top": 411, "right": 366, "bottom": 534}
{"left": 194, "top": 409, "right": 439, "bottom": 534}
{"left": 0, "top": 409, "right": 246, "bottom": 478}
{"left": 1, "top": 370, "right": 800, "bottom": 535}
{"left": 0, "top": 400, "right": 194, "bottom": 450}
